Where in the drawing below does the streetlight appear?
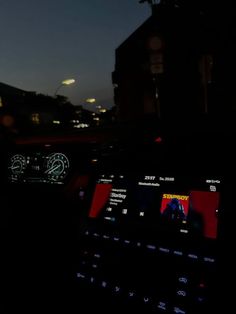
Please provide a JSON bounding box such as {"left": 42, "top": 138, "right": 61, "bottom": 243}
{"left": 86, "top": 98, "right": 96, "bottom": 104}
{"left": 54, "top": 78, "right": 75, "bottom": 96}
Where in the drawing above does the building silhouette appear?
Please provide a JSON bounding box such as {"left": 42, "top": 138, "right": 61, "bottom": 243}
{"left": 112, "top": 1, "right": 234, "bottom": 123}
{"left": 0, "top": 82, "right": 115, "bottom": 133}
{"left": 0, "top": 82, "right": 76, "bottom": 133}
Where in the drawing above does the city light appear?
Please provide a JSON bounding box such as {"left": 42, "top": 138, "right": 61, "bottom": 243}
{"left": 86, "top": 98, "right": 96, "bottom": 103}
{"left": 62, "top": 79, "right": 75, "bottom": 85}
{"left": 54, "top": 78, "right": 75, "bottom": 96}
{"left": 99, "top": 108, "right": 107, "bottom": 113}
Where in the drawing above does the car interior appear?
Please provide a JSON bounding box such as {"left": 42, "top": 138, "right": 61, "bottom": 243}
{"left": 0, "top": 1, "right": 234, "bottom": 313}
{"left": 1, "top": 115, "right": 232, "bottom": 313}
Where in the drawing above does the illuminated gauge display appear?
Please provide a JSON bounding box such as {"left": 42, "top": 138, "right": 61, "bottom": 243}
{"left": 9, "top": 154, "right": 27, "bottom": 177}
{"left": 45, "top": 153, "right": 70, "bottom": 182}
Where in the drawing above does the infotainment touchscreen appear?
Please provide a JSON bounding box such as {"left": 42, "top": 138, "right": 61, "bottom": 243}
{"left": 79, "top": 174, "right": 221, "bottom": 313}
{"left": 88, "top": 174, "right": 220, "bottom": 240}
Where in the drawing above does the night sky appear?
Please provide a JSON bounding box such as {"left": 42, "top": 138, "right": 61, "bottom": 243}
{"left": 0, "top": 0, "right": 150, "bottom": 109}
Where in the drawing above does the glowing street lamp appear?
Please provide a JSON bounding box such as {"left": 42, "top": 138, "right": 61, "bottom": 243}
{"left": 54, "top": 78, "right": 75, "bottom": 96}
{"left": 86, "top": 98, "right": 96, "bottom": 103}
{"left": 62, "top": 79, "right": 75, "bottom": 85}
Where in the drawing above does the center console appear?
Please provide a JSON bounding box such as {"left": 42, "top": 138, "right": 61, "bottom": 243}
{"left": 76, "top": 171, "right": 221, "bottom": 313}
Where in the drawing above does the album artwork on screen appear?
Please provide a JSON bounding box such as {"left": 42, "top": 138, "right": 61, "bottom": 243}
{"left": 160, "top": 191, "right": 219, "bottom": 239}
{"left": 88, "top": 174, "right": 220, "bottom": 240}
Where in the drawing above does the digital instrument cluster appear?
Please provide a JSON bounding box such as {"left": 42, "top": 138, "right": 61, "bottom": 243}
{"left": 8, "top": 152, "right": 70, "bottom": 184}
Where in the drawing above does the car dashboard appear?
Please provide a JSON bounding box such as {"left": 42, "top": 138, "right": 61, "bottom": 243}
{"left": 2, "top": 126, "right": 230, "bottom": 313}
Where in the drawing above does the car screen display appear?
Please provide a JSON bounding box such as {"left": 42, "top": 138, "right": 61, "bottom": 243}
{"left": 89, "top": 174, "right": 220, "bottom": 240}
{"left": 80, "top": 174, "right": 221, "bottom": 313}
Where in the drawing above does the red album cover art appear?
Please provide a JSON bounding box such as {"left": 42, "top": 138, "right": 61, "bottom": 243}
{"left": 160, "top": 194, "right": 189, "bottom": 220}
{"left": 189, "top": 191, "right": 219, "bottom": 239}
{"left": 89, "top": 184, "right": 112, "bottom": 218}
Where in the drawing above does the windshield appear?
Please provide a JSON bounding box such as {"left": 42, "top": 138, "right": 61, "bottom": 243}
{"left": 0, "top": 0, "right": 150, "bottom": 136}
{"left": 0, "top": 1, "right": 234, "bottom": 138}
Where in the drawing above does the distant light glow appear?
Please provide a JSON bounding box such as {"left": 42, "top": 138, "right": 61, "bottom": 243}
{"left": 1, "top": 114, "right": 15, "bottom": 127}
{"left": 86, "top": 98, "right": 96, "bottom": 103}
{"left": 31, "top": 113, "right": 40, "bottom": 124}
{"left": 155, "top": 137, "right": 162, "bottom": 143}
{"left": 53, "top": 120, "right": 61, "bottom": 124}
{"left": 70, "top": 119, "right": 80, "bottom": 123}
{"left": 99, "top": 108, "right": 107, "bottom": 113}
{"left": 73, "top": 123, "right": 89, "bottom": 128}
{"left": 62, "top": 79, "right": 75, "bottom": 85}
